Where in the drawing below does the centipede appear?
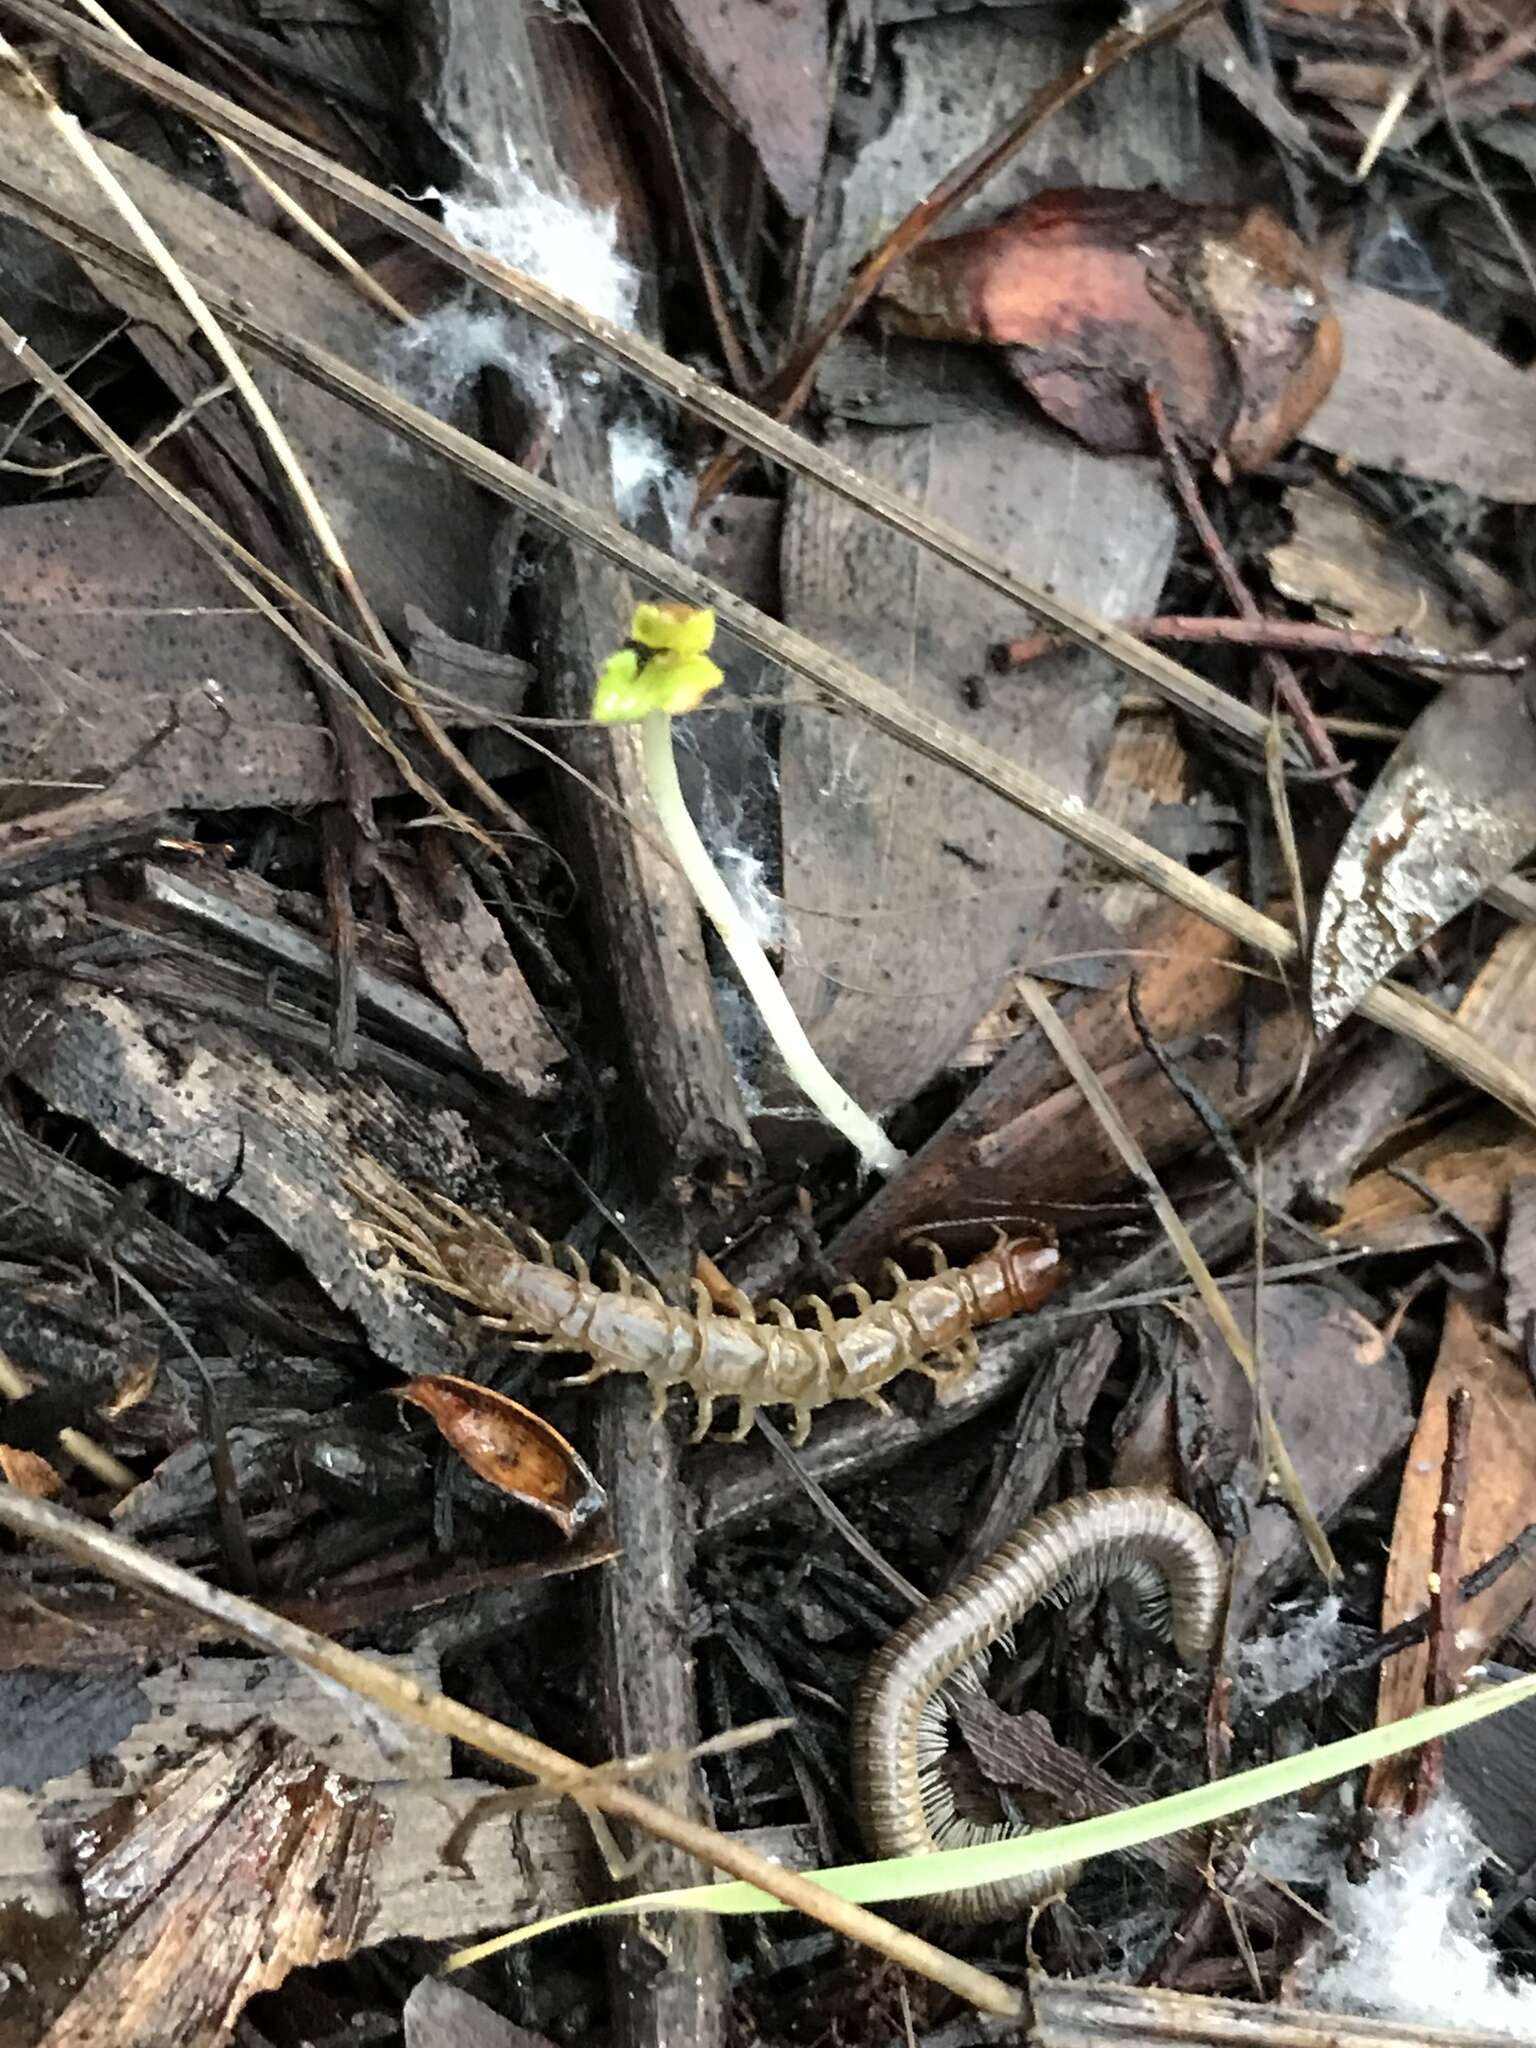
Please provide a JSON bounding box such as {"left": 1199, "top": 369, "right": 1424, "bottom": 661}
{"left": 851, "top": 1488, "right": 1226, "bottom": 1921}
{"left": 349, "top": 1171, "right": 1064, "bottom": 1445}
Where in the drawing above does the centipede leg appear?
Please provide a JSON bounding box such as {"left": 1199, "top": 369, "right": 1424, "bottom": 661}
{"left": 837, "top": 1279, "right": 874, "bottom": 1314}
{"left": 561, "top": 1246, "right": 591, "bottom": 1286}
{"left": 689, "top": 1280, "right": 716, "bottom": 1322}
{"left": 689, "top": 1393, "right": 716, "bottom": 1443}
{"left": 558, "top": 1357, "right": 619, "bottom": 1387}
{"left": 722, "top": 1399, "right": 759, "bottom": 1442}
{"left": 909, "top": 1236, "right": 949, "bottom": 1274}
{"left": 723, "top": 1283, "right": 758, "bottom": 1324}
{"left": 798, "top": 1295, "right": 837, "bottom": 1334}
{"left": 787, "top": 1406, "right": 814, "bottom": 1448}
{"left": 524, "top": 1227, "right": 556, "bottom": 1265}
{"left": 764, "top": 1299, "right": 797, "bottom": 1328}
{"left": 634, "top": 1276, "right": 669, "bottom": 1308}
{"left": 603, "top": 1253, "right": 634, "bottom": 1295}
{"left": 879, "top": 1259, "right": 910, "bottom": 1295}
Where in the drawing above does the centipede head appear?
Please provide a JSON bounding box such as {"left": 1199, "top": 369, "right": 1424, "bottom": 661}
{"left": 994, "top": 1235, "right": 1066, "bottom": 1316}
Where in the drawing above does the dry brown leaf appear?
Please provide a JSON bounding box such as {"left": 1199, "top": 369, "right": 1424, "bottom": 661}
{"left": 1268, "top": 480, "right": 1519, "bottom": 653}
{"left": 1327, "top": 1110, "right": 1536, "bottom": 1253}
{"left": 1366, "top": 1299, "right": 1536, "bottom": 1809}
{"left": 0, "top": 1445, "right": 62, "bottom": 1497}
{"left": 397, "top": 1377, "right": 606, "bottom": 1537}
{"left": 875, "top": 188, "right": 1340, "bottom": 471}
{"left": 1457, "top": 922, "right": 1536, "bottom": 1083}
{"left": 1311, "top": 675, "right": 1536, "bottom": 1035}
{"left": 1306, "top": 282, "right": 1536, "bottom": 503}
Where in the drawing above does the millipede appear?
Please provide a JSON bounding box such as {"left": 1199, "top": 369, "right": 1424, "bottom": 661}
{"left": 350, "top": 1172, "right": 1065, "bottom": 1444}
{"left": 851, "top": 1488, "right": 1226, "bottom": 1921}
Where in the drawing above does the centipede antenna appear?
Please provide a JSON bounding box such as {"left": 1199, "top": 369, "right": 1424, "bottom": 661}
{"left": 908, "top": 1235, "right": 949, "bottom": 1273}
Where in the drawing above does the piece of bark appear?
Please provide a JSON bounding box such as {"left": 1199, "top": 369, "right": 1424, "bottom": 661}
{"left": 1305, "top": 281, "right": 1536, "bottom": 504}
{"left": 379, "top": 846, "right": 565, "bottom": 1099}
{"left": 1366, "top": 1300, "right": 1536, "bottom": 1812}
{"left": 32, "top": 1722, "right": 384, "bottom": 2048}
{"left": 774, "top": 16, "right": 1194, "bottom": 1114}
{"left": 830, "top": 896, "right": 1305, "bottom": 1268}
{"left": 695, "top": 1038, "right": 1438, "bottom": 1539}
{"left": 404, "top": 1979, "right": 558, "bottom": 2048}
{"left": 1113, "top": 1283, "right": 1414, "bottom": 1625}
{"left": 1504, "top": 1175, "right": 1536, "bottom": 1341}
{"left": 1268, "top": 480, "right": 1518, "bottom": 654}
{"left": 0, "top": 980, "right": 474, "bottom": 1372}
{"left": 0, "top": 498, "right": 343, "bottom": 892}
{"left": 644, "top": 0, "right": 829, "bottom": 216}
{"left": 0, "top": 98, "right": 496, "bottom": 639}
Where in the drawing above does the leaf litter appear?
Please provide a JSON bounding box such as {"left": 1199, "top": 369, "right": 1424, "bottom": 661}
{"left": 5, "top": 0, "right": 1536, "bottom": 2043}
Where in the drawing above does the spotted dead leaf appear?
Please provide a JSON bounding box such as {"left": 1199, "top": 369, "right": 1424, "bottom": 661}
{"left": 1312, "top": 675, "right": 1536, "bottom": 1037}
{"left": 397, "top": 1377, "right": 605, "bottom": 1537}
{"left": 875, "top": 188, "right": 1340, "bottom": 472}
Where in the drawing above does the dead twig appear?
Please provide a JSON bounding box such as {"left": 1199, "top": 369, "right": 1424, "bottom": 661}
{"left": 993, "top": 617, "right": 1527, "bottom": 675}
{"left": 1406, "top": 1386, "right": 1475, "bottom": 1817}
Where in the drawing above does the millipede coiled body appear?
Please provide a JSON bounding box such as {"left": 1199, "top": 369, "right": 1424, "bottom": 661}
{"left": 351, "top": 1173, "right": 1066, "bottom": 1444}
{"left": 851, "top": 1488, "right": 1226, "bottom": 1921}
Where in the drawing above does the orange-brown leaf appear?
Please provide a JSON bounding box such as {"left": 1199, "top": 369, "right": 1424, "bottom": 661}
{"left": 1366, "top": 1299, "right": 1536, "bottom": 1810}
{"left": 397, "top": 1377, "right": 605, "bottom": 1537}
{"left": 875, "top": 187, "right": 1339, "bottom": 471}
{"left": 0, "top": 1444, "right": 62, "bottom": 1497}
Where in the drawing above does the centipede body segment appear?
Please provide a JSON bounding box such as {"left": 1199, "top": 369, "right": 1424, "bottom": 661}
{"left": 851, "top": 1488, "right": 1226, "bottom": 1921}
{"left": 351, "top": 1174, "right": 1064, "bottom": 1444}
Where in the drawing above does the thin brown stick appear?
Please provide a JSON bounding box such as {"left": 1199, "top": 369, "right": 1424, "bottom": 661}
{"left": 1406, "top": 1385, "right": 1474, "bottom": 1817}
{"left": 0, "top": 1484, "right": 1021, "bottom": 2018}
{"left": 993, "top": 617, "right": 1527, "bottom": 675}
{"left": 1144, "top": 387, "right": 1357, "bottom": 805}
{"left": 697, "top": 0, "right": 1218, "bottom": 502}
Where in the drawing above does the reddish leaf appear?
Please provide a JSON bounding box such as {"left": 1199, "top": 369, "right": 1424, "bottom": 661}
{"left": 397, "top": 1378, "right": 605, "bottom": 1537}
{"left": 875, "top": 187, "right": 1340, "bottom": 472}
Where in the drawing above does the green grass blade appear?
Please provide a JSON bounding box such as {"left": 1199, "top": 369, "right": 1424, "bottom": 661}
{"left": 449, "top": 1667, "right": 1536, "bottom": 1969}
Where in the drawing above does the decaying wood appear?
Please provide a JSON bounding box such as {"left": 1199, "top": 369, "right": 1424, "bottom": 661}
{"left": 0, "top": 979, "right": 475, "bottom": 1372}
{"left": 775, "top": 15, "right": 1193, "bottom": 1112}
{"left": 0, "top": 1648, "right": 596, "bottom": 1955}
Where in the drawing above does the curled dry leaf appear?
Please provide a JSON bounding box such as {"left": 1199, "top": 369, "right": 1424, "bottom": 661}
{"left": 875, "top": 188, "right": 1341, "bottom": 472}
{"left": 1311, "top": 675, "right": 1536, "bottom": 1037}
{"left": 397, "top": 1377, "right": 606, "bottom": 1537}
